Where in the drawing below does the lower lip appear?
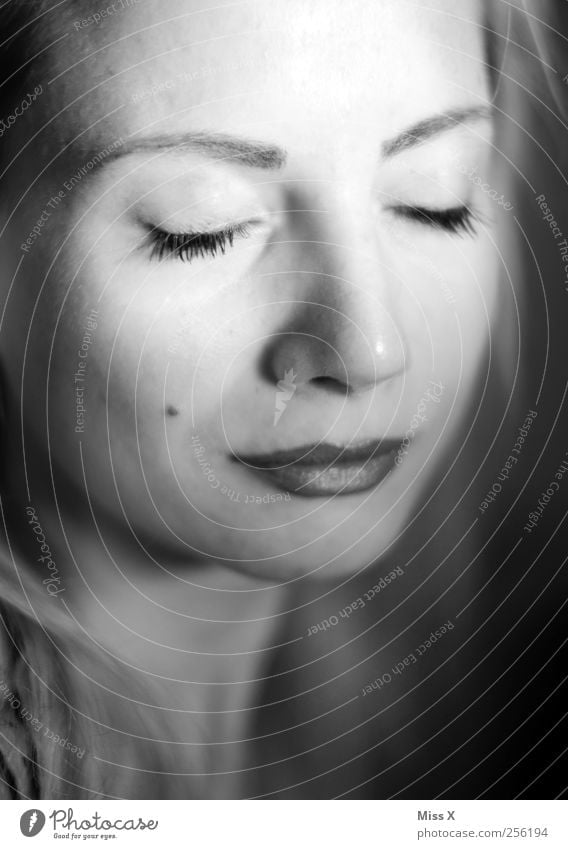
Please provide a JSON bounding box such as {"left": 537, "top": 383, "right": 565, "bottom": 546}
{"left": 241, "top": 449, "right": 398, "bottom": 497}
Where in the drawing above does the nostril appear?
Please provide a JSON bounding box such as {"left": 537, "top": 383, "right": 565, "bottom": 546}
{"left": 310, "top": 376, "right": 350, "bottom": 395}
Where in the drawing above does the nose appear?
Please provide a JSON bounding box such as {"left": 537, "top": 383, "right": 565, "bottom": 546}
{"left": 265, "top": 222, "right": 407, "bottom": 394}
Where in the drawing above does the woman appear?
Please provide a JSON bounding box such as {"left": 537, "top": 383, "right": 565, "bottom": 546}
{"left": 0, "top": 0, "right": 566, "bottom": 799}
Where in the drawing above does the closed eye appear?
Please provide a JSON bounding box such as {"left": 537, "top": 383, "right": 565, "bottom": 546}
{"left": 149, "top": 222, "right": 251, "bottom": 262}
{"left": 392, "top": 204, "right": 479, "bottom": 236}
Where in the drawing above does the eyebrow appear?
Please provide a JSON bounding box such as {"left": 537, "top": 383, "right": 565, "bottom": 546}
{"left": 93, "top": 105, "right": 492, "bottom": 173}
{"left": 105, "top": 131, "right": 288, "bottom": 170}
{"left": 381, "top": 105, "right": 493, "bottom": 158}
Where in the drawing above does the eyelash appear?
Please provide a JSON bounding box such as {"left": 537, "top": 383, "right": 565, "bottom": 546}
{"left": 149, "top": 222, "right": 251, "bottom": 262}
{"left": 393, "top": 204, "right": 479, "bottom": 236}
{"left": 148, "top": 204, "right": 477, "bottom": 263}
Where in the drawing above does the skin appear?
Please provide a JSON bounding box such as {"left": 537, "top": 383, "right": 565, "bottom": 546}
{"left": 0, "top": 0, "right": 502, "bottom": 796}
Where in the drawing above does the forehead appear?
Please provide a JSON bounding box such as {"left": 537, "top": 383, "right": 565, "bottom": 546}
{"left": 44, "top": 0, "right": 488, "bottom": 151}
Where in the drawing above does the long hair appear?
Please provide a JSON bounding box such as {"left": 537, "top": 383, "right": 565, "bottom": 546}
{"left": 0, "top": 558, "right": 185, "bottom": 798}
{"left": 0, "top": 1, "right": 198, "bottom": 799}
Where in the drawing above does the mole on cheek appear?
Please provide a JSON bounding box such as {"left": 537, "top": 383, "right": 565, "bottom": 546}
{"left": 166, "top": 405, "right": 179, "bottom": 417}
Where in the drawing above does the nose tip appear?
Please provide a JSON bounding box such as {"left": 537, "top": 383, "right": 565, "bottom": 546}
{"left": 264, "top": 301, "right": 406, "bottom": 394}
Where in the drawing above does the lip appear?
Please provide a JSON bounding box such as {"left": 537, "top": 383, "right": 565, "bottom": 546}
{"left": 233, "top": 438, "right": 402, "bottom": 497}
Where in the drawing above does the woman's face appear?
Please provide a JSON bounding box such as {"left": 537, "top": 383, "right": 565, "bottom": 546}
{"left": 3, "top": 0, "right": 502, "bottom": 578}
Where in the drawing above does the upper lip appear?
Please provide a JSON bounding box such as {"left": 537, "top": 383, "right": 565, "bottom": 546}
{"left": 234, "top": 438, "right": 402, "bottom": 469}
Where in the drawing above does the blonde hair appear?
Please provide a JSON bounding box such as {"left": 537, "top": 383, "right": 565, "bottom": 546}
{"left": 0, "top": 562, "right": 183, "bottom": 798}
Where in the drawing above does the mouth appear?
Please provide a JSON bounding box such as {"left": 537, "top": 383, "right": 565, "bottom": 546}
{"left": 233, "top": 438, "right": 402, "bottom": 497}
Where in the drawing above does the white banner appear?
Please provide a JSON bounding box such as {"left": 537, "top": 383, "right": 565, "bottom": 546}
{"left": 1, "top": 800, "right": 566, "bottom": 848}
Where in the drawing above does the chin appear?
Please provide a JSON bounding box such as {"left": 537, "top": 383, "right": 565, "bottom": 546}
{"left": 205, "top": 524, "right": 405, "bottom": 582}
{"left": 136, "top": 479, "right": 419, "bottom": 579}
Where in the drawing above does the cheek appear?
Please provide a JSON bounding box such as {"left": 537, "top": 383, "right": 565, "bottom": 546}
{"left": 452, "top": 237, "right": 500, "bottom": 371}
{"left": 402, "top": 230, "right": 499, "bottom": 381}
{"left": 41, "top": 234, "right": 239, "bottom": 464}
{"left": 97, "top": 303, "right": 235, "bottom": 476}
